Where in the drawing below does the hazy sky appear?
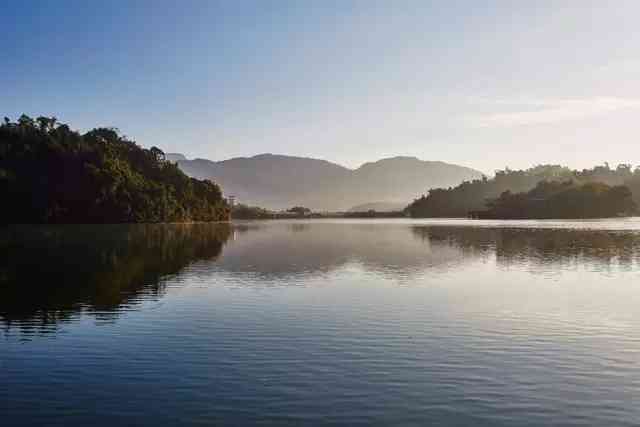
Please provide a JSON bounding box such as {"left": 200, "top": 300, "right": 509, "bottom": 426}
{"left": 4, "top": 0, "right": 640, "bottom": 173}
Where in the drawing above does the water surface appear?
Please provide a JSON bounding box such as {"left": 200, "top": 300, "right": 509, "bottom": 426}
{"left": 2, "top": 220, "right": 640, "bottom": 426}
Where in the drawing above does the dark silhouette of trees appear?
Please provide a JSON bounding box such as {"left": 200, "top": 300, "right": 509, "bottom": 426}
{"left": 407, "top": 163, "right": 640, "bottom": 218}
{"left": 0, "top": 115, "right": 230, "bottom": 223}
{"left": 471, "top": 181, "right": 636, "bottom": 219}
{"left": 287, "top": 206, "right": 312, "bottom": 216}
{"left": 231, "top": 204, "right": 275, "bottom": 219}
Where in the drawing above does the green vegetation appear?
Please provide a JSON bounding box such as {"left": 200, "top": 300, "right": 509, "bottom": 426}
{"left": 231, "top": 204, "right": 275, "bottom": 219}
{"left": 0, "top": 115, "right": 229, "bottom": 223}
{"left": 231, "top": 205, "right": 316, "bottom": 219}
{"left": 231, "top": 204, "right": 408, "bottom": 219}
{"left": 470, "top": 181, "right": 636, "bottom": 219}
{"left": 407, "top": 164, "right": 640, "bottom": 218}
{"left": 287, "top": 206, "right": 312, "bottom": 216}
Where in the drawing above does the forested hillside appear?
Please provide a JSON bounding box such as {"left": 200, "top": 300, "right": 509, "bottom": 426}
{"left": 471, "top": 181, "right": 636, "bottom": 219}
{"left": 407, "top": 164, "right": 640, "bottom": 217}
{"left": 0, "top": 115, "right": 229, "bottom": 223}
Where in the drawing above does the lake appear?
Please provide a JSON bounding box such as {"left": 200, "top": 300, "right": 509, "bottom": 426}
{"left": 2, "top": 219, "right": 640, "bottom": 426}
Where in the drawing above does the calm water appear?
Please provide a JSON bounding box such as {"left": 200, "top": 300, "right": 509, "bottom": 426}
{"left": 2, "top": 219, "right": 640, "bottom": 426}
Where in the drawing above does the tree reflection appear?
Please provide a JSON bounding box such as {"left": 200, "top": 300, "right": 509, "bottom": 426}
{"left": 0, "top": 223, "right": 231, "bottom": 332}
{"left": 414, "top": 226, "right": 640, "bottom": 269}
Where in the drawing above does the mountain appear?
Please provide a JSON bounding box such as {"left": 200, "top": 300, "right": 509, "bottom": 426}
{"left": 173, "top": 153, "right": 483, "bottom": 211}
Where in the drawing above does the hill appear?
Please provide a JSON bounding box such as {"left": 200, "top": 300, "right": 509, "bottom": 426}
{"left": 470, "top": 181, "right": 636, "bottom": 219}
{"left": 174, "top": 154, "right": 483, "bottom": 211}
{"left": 407, "top": 164, "right": 640, "bottom": 218}
{"left": 0, "top": 115, "right": 229, "bottom": 223}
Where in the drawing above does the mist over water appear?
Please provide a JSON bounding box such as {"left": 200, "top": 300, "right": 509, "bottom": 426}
{"left": 2, "top": 220, "right": 640, "bottom": 426}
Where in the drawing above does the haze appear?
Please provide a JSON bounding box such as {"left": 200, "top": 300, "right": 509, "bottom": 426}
{"left": 4, "top": 1, "right": 640, "bottom": 172}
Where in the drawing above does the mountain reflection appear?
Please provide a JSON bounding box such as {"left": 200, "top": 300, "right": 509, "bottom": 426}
{"left": 0, "top": 224, "right": 231, "bottom": 332}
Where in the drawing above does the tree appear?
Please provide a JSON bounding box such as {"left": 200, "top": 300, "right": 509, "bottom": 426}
{"left": 287, "top": 206, "right": 311, "bottom": 216}
{"left": 406, "top": 163, "right": 640, "bottom": 218}
{"left": 473, "top": 181, "right": 636, "bottom": 219}
{"left": 0, "top": 115, "right": 230, "bottom": 224}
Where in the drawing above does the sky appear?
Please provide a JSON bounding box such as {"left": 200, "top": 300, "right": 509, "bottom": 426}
{"left": 4, "top": 0, "right": 640, "bottom": 173}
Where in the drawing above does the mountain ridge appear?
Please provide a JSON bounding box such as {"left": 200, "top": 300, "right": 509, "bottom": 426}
{"left": 172, "top": 153, "right": 484, "bottom": 211}
{"left": 173, "top": 152, "right": 479, "bottom": 173}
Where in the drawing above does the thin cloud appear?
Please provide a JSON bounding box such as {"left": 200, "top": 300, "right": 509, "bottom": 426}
{"left": 471, "top": 97, "right": 640, "bottom": 127}
{"left": 595, "top": 59, "right": 640, "bottom": 74}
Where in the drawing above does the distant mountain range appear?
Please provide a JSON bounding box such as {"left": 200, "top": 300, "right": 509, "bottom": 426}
{"left": 166, "top": 153, "right": 483, "bottom": 211}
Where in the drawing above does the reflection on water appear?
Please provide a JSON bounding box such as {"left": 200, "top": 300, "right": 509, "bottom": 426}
{"left": 416, "top": 226, "right": 640, "bottom": 270}
{"left": 3, "top": 220, "right": 640, "bottom": 426}
{"left": 0, "top": 224, "right": 231, "bottom": 332}
{"left": 3, "top": 221, "right": 640, "bottom": 328}
{"left": 218, "top": 222, "right": 640, "bottom": 281}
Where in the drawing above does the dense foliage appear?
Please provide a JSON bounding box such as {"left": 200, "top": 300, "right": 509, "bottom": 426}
{"left": 0, "top": 115, "right": 229, "bottom": 223}
{"left": 230, "top": 204, "right": 320, "bottom": 219}
{"left": 407, "top": 164, "right": 640, "bottom": 218}
{"left": 471, "top": 181, "right": 636, "bottom": 219}
{"left": 287, "top": 206, "right": 312, "bottom": 216}
{"left": 231, "top": 204, "right": 275, "bottom": 219}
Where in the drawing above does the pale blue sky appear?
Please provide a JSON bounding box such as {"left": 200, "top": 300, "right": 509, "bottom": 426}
{"left": 4, "top": 1, "right": 640, "bottom": 172}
